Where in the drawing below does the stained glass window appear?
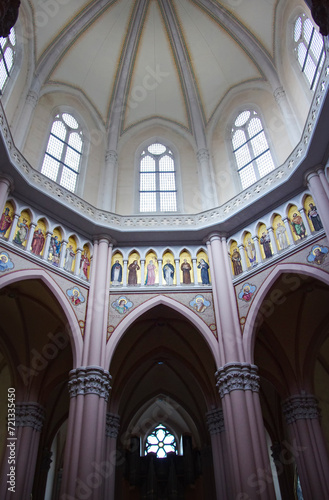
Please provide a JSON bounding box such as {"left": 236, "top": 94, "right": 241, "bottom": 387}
{"left": 41, "top": 113, "right": 83, "bottom": 192}
{"left": 139, "top": 143, "right": 177, "bottom": 212}
{"left": 232, "top": 110, "right": 275, "bottom": 190}
{"left": 294, "top": 14, "right": 324, "bottom": 90}
{"left": 0, "top": 28, "right": 16, "bottom": 93}
{"left": 145, "top": 424, "right": 177, "bottom": 458}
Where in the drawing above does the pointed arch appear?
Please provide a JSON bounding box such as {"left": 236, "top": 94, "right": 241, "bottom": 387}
{"left": 0, "top": 269, "right": 83, "bottom": 366}
{"left": 106, "top": 294, "right": 219, "bottom": 367}
{"left": 242, "top": 263, "right": 329, "bottom": 362}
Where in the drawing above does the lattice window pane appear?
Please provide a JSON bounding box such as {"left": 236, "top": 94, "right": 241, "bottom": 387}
{"left": 235, "top": 144, "right": 252, "bottom": 169}
{"left": 41, "top": 155, "right": 60, "bottom": 181}
{"left": 4, "top": 47, "right": 13, "bottom": 72}
{"left": 60, "top": 167, "right": 77, "bottom": 192}
{"left": 248, "top": 117, "right": 263, "bottom": 138}
{"left": 304, "top": 56, "right": 316, "bottom": 86}
{"left": 63, "top": 113, "right": 79, "bottom": 129}
{"left": 160, "top": 192, "right": 177, "bottom": 212}
{"left": 303, "top": 19, "right": 314, "bottom": 44}
{"left": 251, "top": 131, "right": 268, "bottom": 157}
{"left": 64, "top": 147, "right": 81, "bottom": 171}
{"left": 310, "top": 30, "right": 324, "bottom": 60}
{"left": 0, "top": 59, "right": 8, "bottom": 88}
{"left": 256, "top": 150, "right": 275, "bottom": 177}
{"left": 46, "top": 135, "right": 65, "bottom": 159}
{"left": 51, "top": 121, "right": 66, "bottom": 140}
{"left": 68, "top": 132, "right": 83, "bottom": 152}
{"left": 294, "top": 16, "right": 302, "bottom": 41}
{"left": 140, "top": 155, "right": 155, "bottom": 172}
{"left": 140, "top": 172, "right": 156, "bottom": 191}
{"left": 159, "top": 155, "right": 174, "bottom": 171}
{"left": 140, "top": 192, "right": 156, "bottom": 212}
{"left": 235, "top": 111, "right": 250, "bottom": 127}
{"left": 297, "top": 42, "right": 307, "bottom": 67}
{"left": 9, "top": 30, "right": 16, "bottom": 46}
{"left": 239, "top": 164, "right": 257, "bottom": 190}
{"left": 159, "top": 172, "right": 175, "bottom": 191}
{"left": 148, "top": 143, "right": 166, "bottom": 155}
{"left": 232, "top": 130, "right": 246, "bottom": 150}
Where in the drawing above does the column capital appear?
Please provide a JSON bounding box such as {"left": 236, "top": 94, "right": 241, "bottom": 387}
{"left": 0, "top": 173, "right": 14, "bottom": 191}
{"left": 93, "top": 235, "right": 115, "bottom": 246}
{"left": 207, "top": 231, "right": 226, "bottom": 243}
{"left": 305, "top": 169, "right": 321, "bottom": 184}
{"left": 26, "top": 90, "right": 39, "bottom": 108}
{"left": 196, "top": 148, "right": 210, "bottom": 163}
{"left": 206, "top": 408, "right": 225, "bottom": 435}
{"left": 282, "top": 394, "right": 320, "bottom": 424}
{"left": 273, "top": 86, "right": 286, "bottom": 103}
{"left": 68, "top": 366, "right": 112, "bottom": 401}
{"left": 215, "top": 362, "right": 260, "bottom": 398}
{"left": 15, "top": 402, "right": 46, "bottom": 432}
{"left": 105, "top": 149, "right": 118, "bottom": 164}
{"left": 106, "top": 413, "right": 120, "bottom": 438}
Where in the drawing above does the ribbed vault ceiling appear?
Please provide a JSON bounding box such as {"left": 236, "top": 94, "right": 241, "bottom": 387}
{"left": 27, "top": 0, "right": 278, "bottom": 136}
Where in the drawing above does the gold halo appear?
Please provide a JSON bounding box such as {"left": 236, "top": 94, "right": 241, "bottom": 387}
{"left": 0, "top": 254, "right": 8, "bottom": 263}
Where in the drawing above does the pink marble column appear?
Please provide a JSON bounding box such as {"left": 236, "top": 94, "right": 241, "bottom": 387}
{"left": 60, "top": 367, "right": 111, "bottom": 500}
{"left": 318, "top": 168, "right": 329, "bottom": 198}
{"left": 0, "top": 175, "right": 13, "bottom": 214}
{"left": 0, "top": 402, "right": 45, "bottom": 500}
{"left": 207, "top": 233, "right": 243, "bottom": 362}
{"left": 306, "top": 170, "right": 329, "bottom": 236}
{"left": 282, "top": 394, "right": 329, "bottom": 499}
{"left": 206, "top": 408, "right": 232, "bottom": 500}
{"left": 216, "top": 363, "right": 276, "bottom": 500}
{"left": 104, "top": 413, "right": 121, "bottom": 500}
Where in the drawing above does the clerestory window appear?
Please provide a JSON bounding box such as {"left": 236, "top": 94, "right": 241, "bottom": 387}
{"left": 145, "top": 424, "right": 177, "bottom": 458}
{"left": 139, "top": 142, "right": 177, "bottom": 213}
{"left": 41, "top": 112, "right": 83, "bottom": 193}
{"left": 0, "top": 28, "right": 16, "bottom": 94}
{"left": 232, "top": 110, "right": 275, "bottom": 190}
{"left": 293, "top": 14, "right": 324, "bottom": 91}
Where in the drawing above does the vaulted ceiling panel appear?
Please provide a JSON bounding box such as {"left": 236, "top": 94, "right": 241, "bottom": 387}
{"left": 30, "top": 0, "right": 92, "bottom": 61}
{"left": 123, "top": 0, "right": 189, "bottom": 132}
{"left": 173, "top": 0, "right": 262, "bottom": 123}
{"left": 48, "top": 0, "right": 132, "bottom": 122}
{"left": 217, "top": 0, "right": 277, "bottom": 56}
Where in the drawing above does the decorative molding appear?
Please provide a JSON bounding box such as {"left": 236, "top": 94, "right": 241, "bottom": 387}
{"left": 106, "top": 413, "right": 120, "bottom": 438}
{"left": 282, "top": 394, "right": 320, "bottom": 424}
{"left": 15, "top": 402, "right": 45, "bottom": 432}
{"left": 68, "top": 366, "right": 112, "bottom": 401}
{"left": 197, "top": 148, "right": 210, "bottom": 163}
{"left": 206, "top": 408, "right": 225, "bottom": 435}
{"left": 105, "top": 149, "right": 118, "bottom": 164}
{"left": 26, "top": 90, "right": 39, "bottom": 108}
{"left": 273, "top": 86, "right": 286, "bottom": 104}
{"left": 215, "top": 363, "right": 260, "bottom": 398}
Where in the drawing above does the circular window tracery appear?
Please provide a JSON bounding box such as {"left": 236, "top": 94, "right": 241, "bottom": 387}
{"left": 145, "top": 424, "right": 177, "bottom": 458}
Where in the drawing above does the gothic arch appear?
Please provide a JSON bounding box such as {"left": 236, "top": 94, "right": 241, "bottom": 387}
{"left": 0, "top": 269, "right": 83, "bottom": 366}
{"left": 106, "top": 294, "right": 220, "bottom": 367}
{"left": 242, "top": 262, "right": 329, "bottom": 362}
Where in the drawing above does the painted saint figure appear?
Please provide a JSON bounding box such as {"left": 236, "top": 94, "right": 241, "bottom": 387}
{"left": 0, "top": 207, "right": 12, "bottom": 237}
{"left": 291, "top": 213, "right": 306, "bottom": 239}
{"left": 198, "top": 259, "right": 210, "bottom": 285}
{"left": 49, "top": 235, "right": 62, "bottom": 266}
{"left": 128, "top": 260, "right": 140, "bottom": 285}
{"left": 31, "top": 228, "right": 45, "bottom": 255}
{"left": 276, "top": 222, "right": 289, "bottom": 250}
{"left": 260, "top": 231, "right": 272, "bottom": 259}
{"left": 111, "top": 260, "right": 123, "bottom": 285}
{"left": 14, "top": 218, "right": 28, "bottom": 245}
{"left": 145, "top": 260, "right": 156, "bottom": 285}
{"left": 246, "top": 238, "right": 257, "bottom": 267}
{"left": 181, "top": 258, "right": 191, "bottom": 284}
{"left": 307, "top": 203, "right": 323, "bottom": 231}
{"left": 231, "top": 248, "right": 243, "bottom": 275}
{"left": 80, "top": 250, "right": 90, "bottom": 280}
{"left": 64, "top": 245, "right": 76, "bottom": 272}
{"left": 163, "top": 260, "right": 174, "bottom": 285}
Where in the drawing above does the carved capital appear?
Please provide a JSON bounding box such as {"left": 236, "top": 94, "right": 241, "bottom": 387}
{"left": 273, "top": 86, "right": 286, "bottom": 103}
{"left": 26, "top": 91, "right": 39, "bottom": 108}
{"left": 105, "top": 149, "right": 118, "bottom": 164}
{"left": 215, "top": 362, "right": 260, "bottom": 398}
{"left": 15, "top": 402, "right": 45, "bottom": 432}
{"left": 206, "top": 408, "right": 225, "bottom": 435}
{"left": 68, "top": 366, "right": 112, "bottom": 401}
{"left": 106, "top": 413, "right": 120, "bottom": 438}
{"left": 196, "top": 148, "right": 210, "bottom": 163}
{"left": 282, "top": 394, "right": 320, "bottom": 424}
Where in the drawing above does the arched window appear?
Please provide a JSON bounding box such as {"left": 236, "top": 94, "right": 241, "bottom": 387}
{"left": 139, "top": 142, "right": 177, "bottom": 213}
{"left": 41, "top": 112, "right": 83, "bottom": 193}
{"left": 231, "top": 110, "right": 275, "bottom": 190}
{"left": 293, "top": 14, "right": 324, "bottom": 91}
{"left": 145, "top": 424, "right": 177, "bottom": 458}
{"left": 0, "top": 28, "right": 16, "bottom": 94}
